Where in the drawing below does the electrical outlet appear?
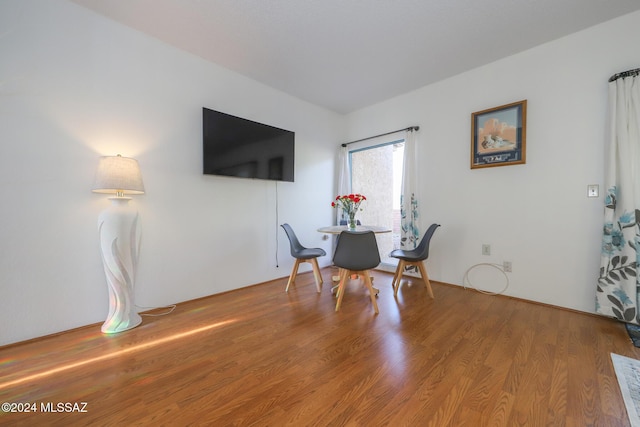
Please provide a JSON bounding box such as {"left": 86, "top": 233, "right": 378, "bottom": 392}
{"left": 587, "top": 184, "right": 599, "bottom": 198}
{"left": 482, "top": 244, "right": 491, "bottom": 256}
{"left": 503, "top": 261, "right": 512, "bottom": 272}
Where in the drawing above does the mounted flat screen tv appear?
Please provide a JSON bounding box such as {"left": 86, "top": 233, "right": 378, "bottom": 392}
{"left": 203, "top": 107, "right": 295, "bottom": 182}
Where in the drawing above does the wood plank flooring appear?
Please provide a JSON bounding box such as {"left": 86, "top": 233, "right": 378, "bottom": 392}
{"left": 1, "top": 268, "right": 639, "bottom": 426}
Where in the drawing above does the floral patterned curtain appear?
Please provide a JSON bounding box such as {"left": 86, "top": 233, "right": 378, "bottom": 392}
{"left": 400, "top": 128, "right": 420, "bottom": 250}
{"left": 597, "top": 69, "right": 640, "bottom": 323}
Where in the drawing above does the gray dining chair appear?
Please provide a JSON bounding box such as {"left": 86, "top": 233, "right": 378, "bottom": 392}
{"left": 333, "top": 230, "right": 381, "bottom": 314}
{"left": 334, "top": 219, "right": 362, "bottom": 266}
{"left": 339, "top": 219, "right": 361, "bottom": 226}
{"left": 389, "top": 223, "right": 440, "bottom": 297}
{"left": 281, "top": 223, "right": 326, "bottom": 292}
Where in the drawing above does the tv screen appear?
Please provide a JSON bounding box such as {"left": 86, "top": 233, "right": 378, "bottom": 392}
{"left": 203, "top": 107, "right": 295, "bottom": 182}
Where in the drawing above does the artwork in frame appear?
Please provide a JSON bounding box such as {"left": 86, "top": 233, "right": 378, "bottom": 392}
{"left": 470, "top": 100, "right": 527, "bottom": 169}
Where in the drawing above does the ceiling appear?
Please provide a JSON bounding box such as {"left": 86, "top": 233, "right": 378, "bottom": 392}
{"left": 71, "top": 0, "right": 640, "bottom": 114}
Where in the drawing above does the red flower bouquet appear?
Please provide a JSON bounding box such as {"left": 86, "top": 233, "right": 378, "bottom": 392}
{"left": 331, "top": 193, "right": 366, "bottom": 229}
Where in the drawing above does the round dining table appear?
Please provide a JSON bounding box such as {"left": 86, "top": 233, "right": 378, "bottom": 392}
{"left": 316, "top": 225, "right": 391, "bottom": 234}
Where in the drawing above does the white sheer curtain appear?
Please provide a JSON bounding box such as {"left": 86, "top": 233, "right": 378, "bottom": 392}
{"left": 596, "top": 69, "right": 640, "bottom": 324}
{"left": 400, "top": 128, "right": 421, "bottom": 249}
{"left": 336, "top": 145, "right": 351, "bottom": 224}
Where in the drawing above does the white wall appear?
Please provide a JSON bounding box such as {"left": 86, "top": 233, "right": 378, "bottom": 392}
{"left": 346, "top": 11, "right": 640, "bottom": 314}
{"left": 0, "top": 0, "right": 342, "bottom": 345}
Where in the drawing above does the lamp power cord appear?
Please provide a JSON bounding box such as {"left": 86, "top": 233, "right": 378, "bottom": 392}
{"left": 136, "top": 304, "right": 177, "bottom": 316}
{"left": 463, "top": 263, "right": 510, "bottom": 296}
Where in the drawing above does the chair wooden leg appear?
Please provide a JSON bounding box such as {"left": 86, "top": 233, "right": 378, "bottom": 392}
{"left": 393, "top": 260, "right": 406, "bottom": 296}
{"left": 285, "top": 259, "right": 302, "bottom": 292}
{"left": 361, "top": 270, "right": 379, "bottom": 314}
{"left": 391, "top": 261, "right": 400, "bottom": 293}
{"left": 310, "top": 258, "right": 323, "bottom": 293}
{"left": 417, "top": 261, "right": 434, "bottom": 299}
{"left": 335, "top": 269, "right": 350, "bottom": 311}
{"left": 391, "top": 262, "right": 401, "bottom": 293}
{"left": 331, "top": 268, "right": 344, "bottom": 294}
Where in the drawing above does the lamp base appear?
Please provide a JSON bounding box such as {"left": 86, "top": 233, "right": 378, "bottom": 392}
{"left": 98, "top": 197, "right": 142, "bottom": 334}
{"left": 101, "top": 313, "right": 142, "bottom": 334}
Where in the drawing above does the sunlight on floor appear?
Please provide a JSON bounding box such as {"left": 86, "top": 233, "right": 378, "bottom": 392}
{"left": 0, "top": 319, "right": 235, "bottom": 391}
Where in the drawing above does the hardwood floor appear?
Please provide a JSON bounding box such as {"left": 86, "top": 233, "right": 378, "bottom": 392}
{"left": 1, "top": 268, "right": 639, "bottom": 426}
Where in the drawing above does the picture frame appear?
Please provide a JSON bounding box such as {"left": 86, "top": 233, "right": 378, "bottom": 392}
{"left": 470, "top": 100, "right": 527, "bottom": 169}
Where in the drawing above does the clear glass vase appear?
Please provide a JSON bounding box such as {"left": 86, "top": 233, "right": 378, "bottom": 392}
{"left": 348, "top": 212, "right": 357, "bottom": 230}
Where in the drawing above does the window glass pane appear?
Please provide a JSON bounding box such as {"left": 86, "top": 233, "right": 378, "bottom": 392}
{"left": 350, "top": 140, "right": 404, "bottom": 264}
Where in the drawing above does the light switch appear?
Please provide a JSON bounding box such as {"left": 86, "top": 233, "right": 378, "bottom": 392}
{"left": 587, "top": 185, "right": 599, "bottom": 198}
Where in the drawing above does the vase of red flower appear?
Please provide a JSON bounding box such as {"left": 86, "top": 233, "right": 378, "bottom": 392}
{"left": 331, "top": 193, "right": 366, "bottom": 230}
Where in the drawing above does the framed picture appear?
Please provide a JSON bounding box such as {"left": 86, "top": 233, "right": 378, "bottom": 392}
{"left": 470, "top": 100, "right": 527, "bottom": 169}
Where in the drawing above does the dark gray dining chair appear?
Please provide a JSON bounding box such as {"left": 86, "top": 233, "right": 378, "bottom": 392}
{"left": 389, "top": 223, "right": 440, "bottom": 297}
{"left": 339, "top": 219, "right": 361, "bottom": 226}
{"left": 333, "top": 219, "right": 362, "bottom": 266}
{"left": 281, "top": 223, "right": 326, "bottom": 292}
{"left": 333, "top": 230, "right": 381, "bottom": 314}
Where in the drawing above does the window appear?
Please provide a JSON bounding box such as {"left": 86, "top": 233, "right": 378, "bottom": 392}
{"left": 349, "top": 138, "right": 404, "bottom": 266}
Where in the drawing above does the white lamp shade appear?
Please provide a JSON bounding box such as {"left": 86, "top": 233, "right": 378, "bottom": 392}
{"left": 92, "top": 155, "right": 145, "bottom": 195}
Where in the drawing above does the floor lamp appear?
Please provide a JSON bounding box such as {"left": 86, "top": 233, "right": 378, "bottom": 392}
{"left": 92, "top": 154, "right": 145, "bottom": 334}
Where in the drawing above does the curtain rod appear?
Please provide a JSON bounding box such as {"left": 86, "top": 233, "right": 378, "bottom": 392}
{"left": 609, "top": 67, "right": 640, "bottom": 82}
{"left": 341, "top": 126, "right": 419, "bottom": 147}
